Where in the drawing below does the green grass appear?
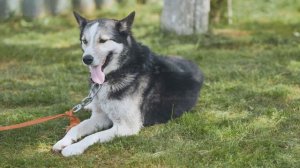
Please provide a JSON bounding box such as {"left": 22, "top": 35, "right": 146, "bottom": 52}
{"left": 1, "top": 0, "right": 300, "bottom": 167}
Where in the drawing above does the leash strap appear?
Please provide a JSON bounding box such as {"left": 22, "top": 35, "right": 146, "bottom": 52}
{"left": 0, "top": 84, "right": 101, "bottom": 132}
{"left": 0, "top": 110, "right": 80, "bottom": 132}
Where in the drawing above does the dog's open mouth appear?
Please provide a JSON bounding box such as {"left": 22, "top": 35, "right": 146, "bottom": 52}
{"left": 101, "top": 52, "right": 113, "bottom": 71}
{"left": 90, "top": 52, "right": 113, "bottom": 84}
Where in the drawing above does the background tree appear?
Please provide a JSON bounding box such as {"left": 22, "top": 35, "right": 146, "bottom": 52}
{"left": 22, "top": 0, "right": 47, "bottom": 19}
{"left": 0, "top": 0, "right": 21, "bottom": 20}
{"left": 210, "top": 0, "right": 233, "bottom": 25}
{"left": 47, "top": 0, "right": 72, "bottom": 16}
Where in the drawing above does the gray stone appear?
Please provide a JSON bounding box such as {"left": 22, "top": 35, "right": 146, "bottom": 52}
{"left": 161, "top": 0, "right": 210, "bottom": 35}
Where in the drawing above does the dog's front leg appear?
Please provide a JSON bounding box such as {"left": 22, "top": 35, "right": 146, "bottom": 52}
{"left": 52, "top": 112, "right": 112, "bottom": 152}
{"left": 61, "top": 124, "right": 140, "bottom": 157}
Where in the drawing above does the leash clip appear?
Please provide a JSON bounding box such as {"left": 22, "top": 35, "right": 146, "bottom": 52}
{"left": 81, "top": 97, "right": 93, "bottom": 106}
{"left": 72, "top": 104, "right": 82, "bottom": 113}
{"left": 72, "top": 84, "right": 102, "bottom": 113}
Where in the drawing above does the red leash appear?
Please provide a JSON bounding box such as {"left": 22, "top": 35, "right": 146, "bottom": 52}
{"left": 0, "top": 84, "right": 101, "bottom": 132}
{"left": 0, "top": 110, "right": 80, "bottom": 132}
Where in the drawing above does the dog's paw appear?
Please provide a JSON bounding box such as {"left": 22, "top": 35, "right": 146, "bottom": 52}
{"left": 61, "top": 143, "right": 84, "bottom": 157}
{"left": 52, "top": 138, "right": 73, "bottom": 152}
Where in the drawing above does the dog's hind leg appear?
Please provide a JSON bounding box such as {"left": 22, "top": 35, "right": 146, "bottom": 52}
{"left": 52, "top": 112, "right": 112, "bottom": 152}
{"left": 61, "top": 123, "right": 139, "bottom": 157}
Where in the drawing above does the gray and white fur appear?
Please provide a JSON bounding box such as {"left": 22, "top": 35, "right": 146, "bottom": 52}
{"left": 52, "top": 11, "right": 204, "bottom": 157}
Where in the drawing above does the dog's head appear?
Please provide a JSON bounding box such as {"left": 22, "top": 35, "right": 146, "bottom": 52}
{"left": 73, "top": 11, "right": 135, "bottom": 84}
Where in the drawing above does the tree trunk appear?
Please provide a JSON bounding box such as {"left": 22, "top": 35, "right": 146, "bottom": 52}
{"left": 95, "top": 0, "right": 117, "bottom": 8}
{"left": 210, "top": 0, "right": 227, "bottom": 24}
{"left": 227, "top": 0, "right": 233, "bottom": 24}
{"left": 137, "top": 0, "right": 147, "bottom": 4}
{"left": 0, "top": 0, "right": 22, "bottom": 20}
{"left": 73, "top": 0, "right": 96, "bottom": 15}
{"left": 161, "top": 0, "right": 210, "bottom": 35}
{"left": 45, "top": 0, "right": 72, "bottom": 15}
{"left": 22, "top": 0, "right": 47, "bottom": 19}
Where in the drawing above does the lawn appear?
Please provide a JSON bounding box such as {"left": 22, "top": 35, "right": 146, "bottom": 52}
{"left": 1, "top": 0, "right": 300, "bottom": 167}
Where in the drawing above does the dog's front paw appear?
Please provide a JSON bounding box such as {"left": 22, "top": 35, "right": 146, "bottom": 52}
{"left": 52, "top": 138, "right": 73, "bottom": 152}
{"left": 61, "top": 143, "right": 84, "bottom": 157}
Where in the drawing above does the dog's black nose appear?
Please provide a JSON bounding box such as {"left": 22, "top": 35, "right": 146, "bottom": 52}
{"left": 83, "top": 55, "right": 94, "bottom": 65}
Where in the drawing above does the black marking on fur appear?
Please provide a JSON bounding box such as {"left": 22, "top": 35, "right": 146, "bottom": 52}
{"left": 109, "top": 79, "right": 139, "bottom": 100}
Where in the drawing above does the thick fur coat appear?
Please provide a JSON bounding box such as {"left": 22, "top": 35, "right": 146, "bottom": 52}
{"left": 52, "top": 11, "right": 204, "bottom": 157}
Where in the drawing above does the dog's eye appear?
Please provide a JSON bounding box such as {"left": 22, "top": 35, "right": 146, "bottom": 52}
{"left": 82, "top": 39, "right": 88, "bottom": 45}
{"left": 99, "top": 39, "right": 107, "bottom": 43}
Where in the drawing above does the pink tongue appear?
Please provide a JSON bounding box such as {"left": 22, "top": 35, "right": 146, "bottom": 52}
{"left": 90, "top": 66, "right": 105, "bottom": 84}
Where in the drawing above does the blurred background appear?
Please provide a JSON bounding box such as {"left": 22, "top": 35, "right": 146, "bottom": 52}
{"left": 1, "top": 0, "right": 300, "bottom": 36}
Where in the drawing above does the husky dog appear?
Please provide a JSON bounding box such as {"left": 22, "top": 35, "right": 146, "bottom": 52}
{"left": 53, "top": 11, "right": 204, "bottom": 157}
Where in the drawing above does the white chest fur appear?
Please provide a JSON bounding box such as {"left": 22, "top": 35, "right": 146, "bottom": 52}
{"left": 87, "top": 83, "right": 143, "bottom": 135}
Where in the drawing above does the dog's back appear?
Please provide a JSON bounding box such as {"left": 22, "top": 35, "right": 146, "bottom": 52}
{"left": 141, "top": 54, "right": 204, "bottom": 126}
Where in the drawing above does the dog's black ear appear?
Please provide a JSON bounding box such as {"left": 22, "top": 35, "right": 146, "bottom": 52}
{"left": 73, "top": 11, "right": 87, "bottom": 28}
{"left": 116, "top": 11, "right": 135, "bottom": 34}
